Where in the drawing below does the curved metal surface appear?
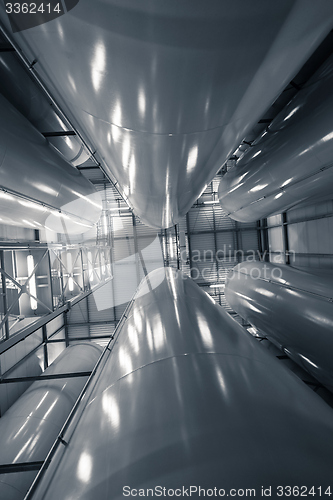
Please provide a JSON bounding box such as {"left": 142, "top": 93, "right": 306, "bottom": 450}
{"left": 1, "top": 1, "right": 333, "bottom": 228}
{"left": 225, "top": 262, "right": 333, "bottom": 391}
{"left": 27, "top": 267, "right": 333, "bottom": 500}
{"left": 0, "top": 92, "right": 102, "bottom": 233}
{"left": 219, "top": 53, "right": 333, "bottom": 222}
{"left": 0, "top": 51, "right": 90, "bottom": 166}
{"left": 0, "top": 352, "right": 42, "bottom": 416}
{"left": 0, "top": 342, "right": 102, "bottom": 500}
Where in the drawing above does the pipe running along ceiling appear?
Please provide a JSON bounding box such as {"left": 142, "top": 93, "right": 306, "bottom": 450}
{"left": 1, "top": 0, "right": 333, "bottom": 228}
{"left": 0, "top": 92, "right": 102, "bottom": 234}
{"left": 218, "top": 53, "right": 333, "bottom": 222}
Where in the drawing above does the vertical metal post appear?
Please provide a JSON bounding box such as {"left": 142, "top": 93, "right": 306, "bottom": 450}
{"left": 259, "top": 218, "right": 270, "bottom": 262}
{"left": 109, "top": 216, "right": 117, "bottom": 326}
{"left": 80, "top": 248, "right": 86, "bottom": 291}
{"left": 42, "top": 324, "right": 49, "bottom": 370}
{"left": 174, "top": 225, "right": 180, "bottom": 270}
{"left": 0, "top": 251, "right": 9, "bottom": 340}
{"left": 86, "top": 296, "right": 91, "bottom": 339}
{"left": 47, "top": 249, "right": 55, "bottom": 311}
{"left": 256, "top": 220, "right": 262, "bottom": 258}
{"left": 186, "top": 213, "right": 193, "bottom": 277}
{"left": 164, "top": 228, "right": 169, "bottom": 266}
{"left": 58, "top": 249, "right": 65, "bottom": 305}
{"left": 64, "top": 310, "right": 69, "bottom": 347}
{"left": 212, "top": 205, "right": 222, "bottom": 304}
{"left": 132, "top": 214, "right": 142, "bottom": 285}
{"left": 282, "top": 212, "right": 290, "bottom": 265}
{"left": 234, "top": 221, "right": 241, "bottom": 264}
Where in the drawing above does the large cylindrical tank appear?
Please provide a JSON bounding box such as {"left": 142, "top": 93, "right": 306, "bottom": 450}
{"left": 0, "top": 49, "right": 90, "bottom": 167}
{"left": 0, "top": 91, "right": 102, "bottom": 233}
{"left": 218, "top": 53, "right": 333, "bottom": 222}
{"left": 224, "top": 262, "right": 333, "bottom": 391}
{"left": 26, "top": 268, "right": 333, "bottom": 499}
{"left": 1, "top": 0, "right": 333, "bottom": 228}
{"left": 0, "top": 342, "right": 102, "bottom": 500}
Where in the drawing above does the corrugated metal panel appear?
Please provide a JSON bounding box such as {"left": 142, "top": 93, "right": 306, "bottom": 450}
{"left": 214, "top": 206, "right": 237, "bottom": 231}
{"left": 67, "top": 299, "right": 89, "bottom": 324}
{"left": 113, "top": 238, "right": 136, "bottom": 262}
{"left": 212, "top": 177, "right": 221, "bottom": 193}
{"left": 80, "top": 168, "right": 105, "bottom": 182}
{"left": 95, "top": 184, "right": 120, "bottom": 202}
{"left": 220, "top": 295, "right": 233, "bottom": 312}
{"left": 135, "top": 217, "right": 159, "bottom": 237}
{"left": 140, "top": 235, "right": 164, "bottom": 263}
{"left": 287, "top": 199, "right": 333, "bottom": 223}
{"left": 216, "top": 232, "right": 235, "bottom": 253}
{"left": 190, "top": 233, "right": 215, "bottom": 255}
{"left": 89, "top": 324, "right": 115, "bottom": 337}
{"left": 232, "top": 314, "right": 248, "bottom": 326}
{"left": 239, "top": 229, "right": 259, "bottom": 252}
{"left": 113, "top": 263, "right": 138, "bottom": 307}
{"left": 112, "top": 215, "right": 134, "bottom": 236}
{"left": 178, "top": 216, "right": 187, "bottom": 233}
{"left": 188, "top": 207, "right": 214, "bottom": 232}
{"left": 115, "top": 303, "right": 128, "bottom": 321}
{"left": 189, "top": 205, "right": 237, "bottom": 233}
{"left": 237, "top": 221, "right": 257, "bottom": 230}
{"left": 88, "top": 287, "right": 115, "bottom": 322}
{"left": 192, "top": 261, "right": 217, "bottom": 283}
{"left": 67, "top": 325, "right": 89, "bottom": 339}
{"left": 217, "top": 262, "right": 235, "bottom": 281}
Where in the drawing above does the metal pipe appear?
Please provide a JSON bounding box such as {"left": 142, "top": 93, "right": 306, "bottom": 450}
{"left": 0, "top": 19, "right": 139, "bottom": 208}
{"left": 0, "top": 20, "right": 98, "bottom": 168}
{"left": 224, "top": 262, "right": 333, "bottom": 391}
{"left": 219, "top": 53, "right": 333, "bottom": 222}
{"left": 2, "top": 1, "right": 333, "bottom": 228}
{"left": 0, "top": 49, "right": 91, "bottom": 166}
{"left": 26, "top": 268, "right": 333, "bottom": 499}
{"left": 0, "top": 91, "right": 102, "bottom": 234}
{"left": 0, "top": 342, "right": 102, "bottom": 499}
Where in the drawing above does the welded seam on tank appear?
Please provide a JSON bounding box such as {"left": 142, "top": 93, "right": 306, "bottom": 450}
{"left": 0, "top": 478, "right": 24, "bottom": 494}
{"left": 79, "top": 107, "right": 230, "bottom": 137}
{"left": 88, "top": 351, "right": 282, "bottom": 405}
{"left": 234, "top": 270, "right": 333, "bottom": 302}
{"left": 222, "top": 160, "right": 333, "bottom": 217}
